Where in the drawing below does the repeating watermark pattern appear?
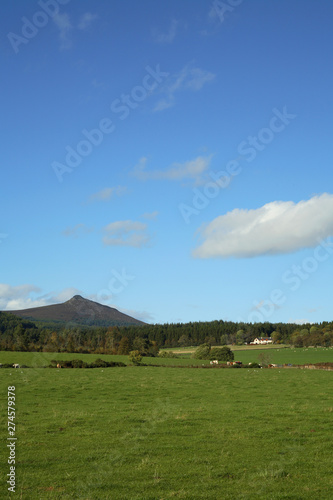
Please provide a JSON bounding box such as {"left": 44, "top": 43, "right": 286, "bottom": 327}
{"left": 7, "top": 0, "right": 71, "bottom": 54}
{"left": 52, "top": 65, "right": 169, "bottom": 182}
{"left": 238, "top": 237, "right": 333, "bottom": 324}
{"left": 211, "top": 0, "right": 244, "bottom": 23}
{"left": 7, "top": 386, "right": 16, "bottom": 493}
{"left": 179, "top": 106, "right": 296, "bottom": 223}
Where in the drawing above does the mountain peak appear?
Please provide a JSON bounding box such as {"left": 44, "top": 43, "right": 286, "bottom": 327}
{"left": 7, "top": 295, "right": 145, "bottom": 326}
{"left": 71, "top": 295, "right": 84, "bottom": 301}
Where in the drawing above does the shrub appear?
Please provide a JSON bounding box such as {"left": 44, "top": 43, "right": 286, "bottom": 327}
{"left": 129, "top": 350, "right": 142, "bottom": 365}
{"left": 48, "top": 359, "right": 126, "bottom": 368}
{"left": 209, "top": 347, "right": 234, "bottom": 362}
{"left": 72, "top": 359, "right": 86, "bottom": 368}
{"left": 91, "top": 358, "right": 109, "bottom": 368}
{"left": 158, "top": 351, "right": 178, "bottom": 358}
{"left": 192, "top": 343, "right": 211, "bottom": 360}
{"left": 62, "top": 360, "right": 74, "bottom": 368}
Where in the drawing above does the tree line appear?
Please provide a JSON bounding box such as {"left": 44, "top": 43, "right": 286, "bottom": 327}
{"left": 0, "top": 311, "right": 332, "bottom": 354}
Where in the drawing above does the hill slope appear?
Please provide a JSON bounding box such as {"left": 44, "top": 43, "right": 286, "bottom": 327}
{"left": 8, "top": 295, "right": 145, "bottom": 327}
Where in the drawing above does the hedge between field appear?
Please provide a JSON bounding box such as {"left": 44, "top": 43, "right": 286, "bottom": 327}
{"left": 49, "top": 358, "right": 126, "bottom": 368}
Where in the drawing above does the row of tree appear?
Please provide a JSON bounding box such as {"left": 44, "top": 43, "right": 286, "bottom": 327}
{"left": 1, "top": 311, "right": 333, "bottom": 353}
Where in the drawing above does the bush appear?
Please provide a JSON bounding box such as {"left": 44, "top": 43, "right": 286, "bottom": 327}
{"left": 158, "top": 350, "right": 178, "bottom": 358}
{"left": 72, "top": 359, "right": 86, "bottom": 368}
{"left": 48, "top": 358, "right": 126, "bottom": 368}
{"left": 92, "top": 358, "right": 109, "bottom": 368}
{"left": 192, "top": 343, "right": 211, "bottom": 360}
{"left": 129, "top": 350, "right": 142, "bottom": 365}
{"left": 209, "top": 347, "right": 234, "bottom": 362}
{"left": 62, "top": 360, "right": 74, "bottom": 368}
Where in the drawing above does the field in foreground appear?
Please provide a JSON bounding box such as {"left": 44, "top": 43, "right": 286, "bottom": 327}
{"left": 0, "top": 363, "right": 332, "bottom": 499}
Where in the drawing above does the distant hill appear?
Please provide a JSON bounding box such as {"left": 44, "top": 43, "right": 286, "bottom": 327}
{"left": 8, "top": 295, "right": 145, "bottom": 327}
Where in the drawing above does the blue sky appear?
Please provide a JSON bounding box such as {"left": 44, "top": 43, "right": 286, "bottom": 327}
{"left": 1, "top": 0, "right": 333, "bottom": 325}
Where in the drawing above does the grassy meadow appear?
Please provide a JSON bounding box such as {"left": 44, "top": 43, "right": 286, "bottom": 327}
{"left": 1, "top": 346, "right": 333, "bottom": 368}
{"left": 160, "top": 346, "right": 333, "bottom": 366}
{"left": 0, "top": 350, "right": 333, "bottom": 499}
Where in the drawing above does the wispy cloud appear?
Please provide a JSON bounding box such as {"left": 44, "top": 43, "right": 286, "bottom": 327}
{"left": 53, "top": 12, "right": 98, "bottom": 49}
{"left": 116, "top": 307, "right": 153, "bottom": 323}
{"left": 288, "top": 318, "right": 312, "bottom": 325}
{"left": 0, "top": 284, "right": 81, "bottom": 311}
{"left": 91, "top": 79, "right": 104, "bottom": 89}
{"left": 208, "top": 2, "right": 222, "bottom": 21}
{"left": 132, "top": 155, "right": 213, "bottom": 185}
{"left": 153, "top": 64, "right": 215, "bottom": 111}
{"left": 103, "top": 220, "right": 150, "bottom": 248}
{"left": 53, "top": 13, "right": 72, "bottom": 50}
{"left": 141, "top": 211, "right": 159, "bottom": 220}
{"left": 78, "top": 12, "right": 98, "bottom": 30}
{"left": 193, "top": 193, "right": 333, "bottom": 259}
{"left": 152, "top": 19, "right": 178, "bottom": 44}
{"left": 62, "top": 223, "right": 94, "bottom": 238}
{"left": 88, "top": 186, "right": 127, "bottom": 203}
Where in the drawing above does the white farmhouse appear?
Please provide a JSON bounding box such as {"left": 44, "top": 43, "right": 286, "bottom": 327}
{"left": 250, "top": 337, "right": 273, "bottom": 345}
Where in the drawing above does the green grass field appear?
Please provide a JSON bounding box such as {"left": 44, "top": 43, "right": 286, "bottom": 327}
{"left": 160, "top": 346, "right": 333, "bottom": 366}
{"left": 1, "top": 346, "right": 332, "bottom": 369}
{"left": 231, "top": 346, "right": 333, "bottom": 365}
{"left": 0, "top": 352, "right": 333, "bottom": 499}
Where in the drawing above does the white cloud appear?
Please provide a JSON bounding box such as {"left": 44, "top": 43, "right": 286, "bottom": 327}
{"left": 116, "top": 307, "right": 153, "bottom": 323}
{"left": 88, "top": 186, "right": 127, "bottom": 203}
{"left": 78, "top": 12, "right": 98, "bottom": 30}
{"left": 132, "top": 155, "right": 212, "bottom": 185}
{"left": 152, "top": 19, "right": 178, "bottom": 44}
{"left": 208, "top": 3, "right": 221, "bottom": 21}
{"left": 193, "top": 193, "right": 333, "bottom": 259}
{"left": 0, "top": 284, "right": 81, "bottom": 311}
{"left": 49, "top": 288, "right": 82, "bottom": 303}
{"left": 103, "top": 220, "right": 150, "bottom": 247}
{"left": 62, "top": 224, "right": 94, "bottom": 238}
{"left": 184, "top": 67, "right": 216, "bottom": 91}
{"left": 288, "top": 319, "right": 313, "bottom": 325}
{"left": 53, "top": 13, "right": 72, "bottom": 50}
{"left": 141, "top": 211, "right": 159, "bottom": 220}
{"left": 153, "top": 64, "right": 215, "bottom": 112}
{"left": 53, "top": 12, "right": 97, "bottom": 49}
{"left": 153, "top": 99, "right": 174, "bottom": 112}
